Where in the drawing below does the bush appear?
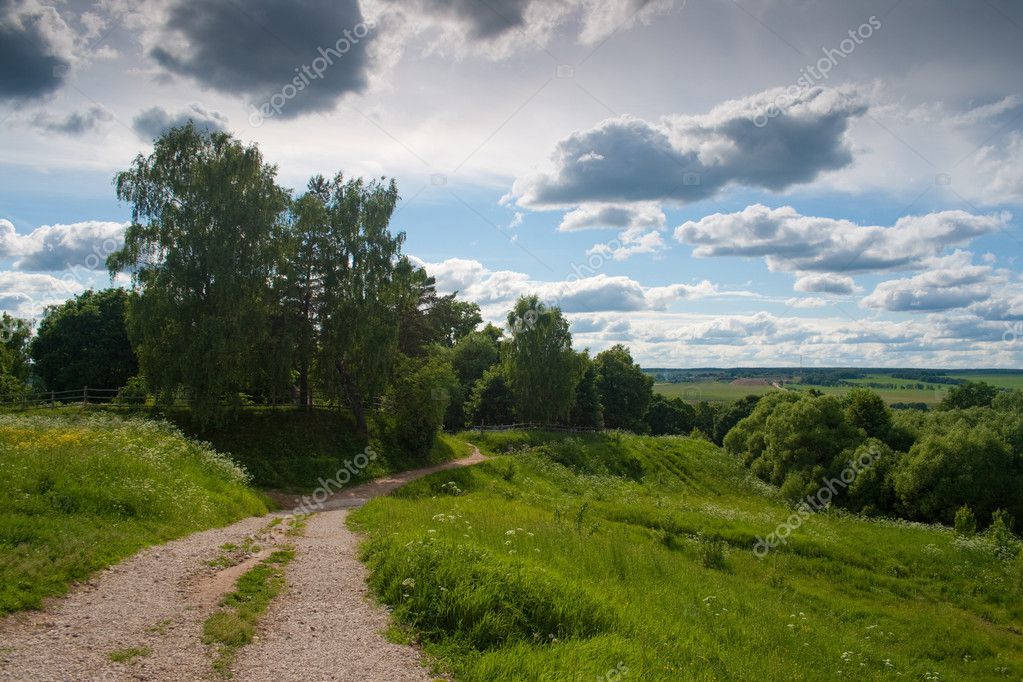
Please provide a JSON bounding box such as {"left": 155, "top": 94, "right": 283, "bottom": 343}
{"left": 954, "top": 505, "right": 977, "bottom": 537}
{"left": 382, "top": 352, "right": 458, "bottom": 460}
{"left": 985, "top": 510, "right": 1019, "bottom": 560}
{"left": 698, "top": 536, "right": 728, "bottom": 570}
{"left": 117, "top": 375, "right": 150, "bottom": 406}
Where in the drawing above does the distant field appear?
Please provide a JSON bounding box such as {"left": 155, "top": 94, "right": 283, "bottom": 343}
{"left": 654, "top": 381, "right": 776, "bottom": 403}
{"left": 650, "top": 374, "right": 1023, "bottom": 404}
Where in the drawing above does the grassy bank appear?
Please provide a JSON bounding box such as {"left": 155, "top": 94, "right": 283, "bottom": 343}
{"left": 350, "top": 431, "right": 1023, "bottom": 680}
{"left": 173, "top": 408, "right": 475, "bottom": 493}
{"left": 0, "top": 413, "right": 268, "bottom": 614}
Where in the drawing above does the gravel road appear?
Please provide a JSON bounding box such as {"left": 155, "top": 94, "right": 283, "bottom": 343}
{"left": 0, "top": 450, "right": 486, "bottom": 681}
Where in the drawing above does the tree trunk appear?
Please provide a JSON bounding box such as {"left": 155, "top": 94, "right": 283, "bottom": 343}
{"left": 335, "top": 359, "right": 367, "bottom": 436}
{"left": 298, "top": 362, "right": 310, "bottom": 411}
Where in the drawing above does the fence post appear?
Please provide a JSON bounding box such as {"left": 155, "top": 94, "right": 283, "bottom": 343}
{"left": 51, "top": 391, "right": 55, "bottom": 409}
{"left": 83, "top": 386, "right": 88, "bottom": 407}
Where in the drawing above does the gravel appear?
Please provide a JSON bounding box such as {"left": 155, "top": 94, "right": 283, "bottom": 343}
{"left": 0, "top": 449, "right": 485, "bottom": 681}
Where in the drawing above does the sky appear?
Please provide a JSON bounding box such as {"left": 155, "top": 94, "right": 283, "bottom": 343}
{"left": 2, "top": 0, "right": 1023, "bottom": 368}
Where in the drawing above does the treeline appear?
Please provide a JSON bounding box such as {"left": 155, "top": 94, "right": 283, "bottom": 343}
{"left": 0, "top": 124, "right": 669, "bottom": 459}
{"left": 725, "top": 382, "right": 1023, "bottom": 533}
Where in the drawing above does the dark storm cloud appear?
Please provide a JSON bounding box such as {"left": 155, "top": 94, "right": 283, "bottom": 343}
{"left": 132, "top": 105, "right": 227, "bottom": 141}
{"left": 151, "top": 0, "right": 372, "bottom": 118}
{"left": 0, "top": 0, "right": 71, "bottom": 101}
{"left": 391, "top": 0, "right": 530, "bottom": 39}
{"left": 32, "top": 106, "right": 111, "bottom": 135}
{"left": 512, "top": 87, "right": 867, "bottom": 208}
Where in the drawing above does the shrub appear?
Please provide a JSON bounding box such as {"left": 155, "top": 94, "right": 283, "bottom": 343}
{"left": 954, "top": 505, "right": 977, "bottom": 537}
{"left": 985, "top": 510, "right": 1019, "bottom": 560}
{"left": 699, "top": 536, "right": 728, "bottom": 570}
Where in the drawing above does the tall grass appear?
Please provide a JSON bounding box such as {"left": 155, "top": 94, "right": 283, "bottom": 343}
{"left": 350, "top": 431, "right": 1023, "bottom": 680}
{"left": 0, "top": 413, "right": 267, "bottom": 613}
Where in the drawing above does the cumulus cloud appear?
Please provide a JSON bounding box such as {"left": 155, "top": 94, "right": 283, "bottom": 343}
{"left": 132, "top": 104, "right": 227, "bottom": 140}
{"left": 413, "top": 256, "right": 725, "bottom": 314}
{"left": 0, "top": 0, "right": 74, "bottom": 100}
{"left": 558, "top": 203, "right": 664, "bottom": 232}
{"left": 0, "top": 219, "right": 125, "bottom": 271}
{"left": 0, "top": 270, "right": 86, "bottom": 317}
{"left": 509, "top": 86, "right": 866, "bottom": 209}
{"left": 793, "top": 273, "right": 860, "bottom": 295}
{"left": 32, "top": 105, "right": 111, "bottom": 135}
{"left": 675, "top": 204, "right": 1009, "bottom": 274}
{"left": 150, "top": 0, "right": 372, "bottom": 118}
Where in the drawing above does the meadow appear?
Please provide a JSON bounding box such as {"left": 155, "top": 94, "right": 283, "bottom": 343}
{"left": 654, "top": 370, "right": 1023, "bottom": 407}
{"left": 350, "top": 431, "right": 1023, "bottom": 681}
{"left": 0, "top": 412, "right": 268, "bottom": 613}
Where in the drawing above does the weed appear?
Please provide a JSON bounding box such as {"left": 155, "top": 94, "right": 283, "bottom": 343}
{"left": 202, "top": 548, "right": 295, "bottom": 675}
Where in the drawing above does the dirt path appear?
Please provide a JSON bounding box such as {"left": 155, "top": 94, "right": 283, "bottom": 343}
{"left": 0, "top": 449, "right": 486, "bottom": 681}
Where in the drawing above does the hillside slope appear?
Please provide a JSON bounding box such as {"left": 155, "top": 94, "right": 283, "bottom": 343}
{"left": 350, "top": 431, "right": 1023, "bottom": 681}
{"left": 0, "top": 413, "right": 267, "bottom": 613}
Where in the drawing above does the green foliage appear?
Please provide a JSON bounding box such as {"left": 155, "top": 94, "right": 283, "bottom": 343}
{"left": 502, "top": 296, "right": 580, "bottom": 424}
{"left": 312, "top": 173, "right": 404, "bottom": 435}
{"left": 447, "top": 330, "right": 500, "bottom": 430}
{"left": 30, "top": 289, "right": 138, "bottom": 393}
{"left": 116, "top": 375, "right": 149, "bottom": 406}
{"left": 593, "top": 344, "right": 653, "bottom": 432}
{"left": 985, "top": 510, "right": 1019, "bottom": 560}
{"left": 569, "top": 353, "right": 603, "bottom": 429}
{"left": 644, "top": 394, "right": 695, "bottom": 436}
{"left": 711, "top": 394, "right": 760, "bottom": 445}
{"left": 382, "top": 351, "right": 458, "bottom": 460}
{"left": 698, "top": 536, "right": 728, "bottom": 570}
{"left": 938, "top": 381, "right": 998, "bottom": 410}
{"left": 954, "top": 505, "right": 977, "bottom": 537}
{"left": 843, "top": 387, "right": 892, "bottom": 439}
{"left": 0, "top": 413, "right": 266, "bottom": 613}
{"left": 466, "top": 366, "right": 515, "bottom": 426}
{"left": 109, "top": 123, "right": 289, "bottom": 425}
{"left": 0, "top": 312, "right": 32, "bottom": 382}
{"left": 894, "top": 424, "right": 1019, "bottom": 524}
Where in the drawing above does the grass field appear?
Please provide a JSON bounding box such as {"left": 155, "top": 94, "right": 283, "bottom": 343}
{"left": 0, "top": 412, "right": 268, "bottom": 614}
{"left": 654, "top": 370, "right": 1023, "bottom": 407}
{"left": 653, "top": 381, "right": 776, "bottom": 403}
{"left": 350, "top": 431, "right": 1023, "bottom": 680}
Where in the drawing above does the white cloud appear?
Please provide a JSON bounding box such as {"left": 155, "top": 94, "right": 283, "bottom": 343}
{"left": 675, "top": 204, "right": 1010, "bottom": 274}
{"left": 0, "top": 219, "right": 126, "bottom": 271}
{"left": 558, "top": 203, "right": 665, "bottom": 232}
{"left": 794, "top": 273, "right": 860, "bottom": 295}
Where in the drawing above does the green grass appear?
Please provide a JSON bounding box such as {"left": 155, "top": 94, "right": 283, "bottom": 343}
{"left": 350, "top": 431, "right": 1023, "bottom": 680}
{"left": 203, "top": 547, "right": 295, "bottom": 675}
{"left": 654, "top": 381, "right": 775, "bottom": 403}
{"left": 0, "top": 413, "right": 268, "bottom": 615}
{"left": 173, "top": 408, "right": 475, "bottom": 492}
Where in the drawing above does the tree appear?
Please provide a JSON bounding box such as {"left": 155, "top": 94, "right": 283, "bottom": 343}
{"left": 692, "top": 401, "right": 718, "bottom": 440}
{"left": 466, "top": 365, "right": 515, "bottom": 425}
{"left": 593, "top": 344, "right": 653, "bottom": 432}
{"left": 446, "top": 330, "right": 501, "bottom": 429}
{"left": 108, "top": 123, "right": 289, "bottom": 424}
{"left": 280, "top": 191, "right": 330, "bottom": 409}
{"left": 712, "top": 394, "right": 761, "bottom": 445}
{"left": 395, "top": 263, "right": 481, "bottom": 356}
{"left": 0, "top": 313, "right": 32, "bottom": 382}
{"left": 894, "top": 423, "right": 1021, "bottom": 524}
{"left": 569, "top": 353, "right": 603, "bottom": 428}
{"left": 381, "top": 351, "right": 458, "bottom": 459}
{"left": 939, "top": 381, "right": 998, "bottom": 410}
{"left": 314, "top": 173, "right": 404, "bottom": 436}
{"left": 844, "top": 388, "right": 892, "bottom": 439}
{"left": 502, "top": 296, "right": 580, "bottom": 424}
{"left": 30, "top": 289, "right": 138, "bottom": 392}
{"left": 645, "top": 394, "right": 695, "bottom": 435}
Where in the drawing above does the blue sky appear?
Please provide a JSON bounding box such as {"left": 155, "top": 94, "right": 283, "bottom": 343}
{"left": 2, "top": 0, "right": 1023, "bottom": 367}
